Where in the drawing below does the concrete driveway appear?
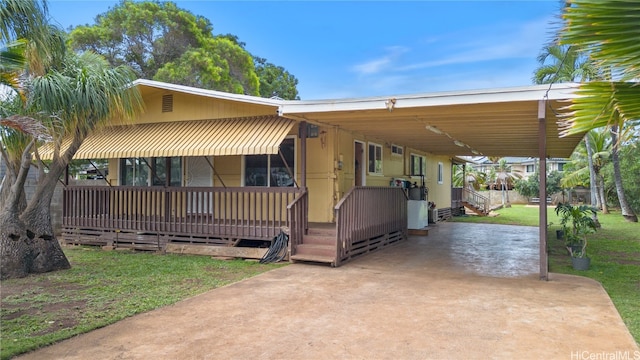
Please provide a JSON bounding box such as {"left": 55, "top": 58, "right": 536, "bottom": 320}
{"left": 18, "top": 222, "right": 638, "bottom": 359}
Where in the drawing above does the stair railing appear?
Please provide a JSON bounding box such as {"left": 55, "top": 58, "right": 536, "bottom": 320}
{"left": 462, "top": 188, "right": 490, "bottom": 215}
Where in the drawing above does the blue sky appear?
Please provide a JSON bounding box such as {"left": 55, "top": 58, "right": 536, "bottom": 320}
{"left": 48, "top": 1, "right": 563, "bottom": 100}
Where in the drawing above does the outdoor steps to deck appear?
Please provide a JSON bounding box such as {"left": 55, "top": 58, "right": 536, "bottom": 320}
{"left": 290, "top": 225, "right": 337, "bottom": 265}
{"left": 462, "top": 201, "right": 488, "bottom": 216}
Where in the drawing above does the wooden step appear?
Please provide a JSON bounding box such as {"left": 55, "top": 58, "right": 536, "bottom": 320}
{"left": 295, "top": 244, "right": 336, "bottom": 258}
{"left": 290, "top": 253, "right": 335, "bottom": 265}
{"left": 307, "top": 226, "right": 336, "bottom": 236}
{"left": 302, "top": 234, "right": 336, "bottom": 246}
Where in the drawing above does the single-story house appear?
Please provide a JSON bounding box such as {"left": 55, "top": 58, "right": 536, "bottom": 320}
{"left": 41, "top": 79, "right": 583, "bottom": 277}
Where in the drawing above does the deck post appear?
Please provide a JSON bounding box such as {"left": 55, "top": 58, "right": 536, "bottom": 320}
{"left": 299, "top": 121, "right": 307, "bottom": 188}
{"left": 538, "top": 100, "right": 548, "bottom": 281}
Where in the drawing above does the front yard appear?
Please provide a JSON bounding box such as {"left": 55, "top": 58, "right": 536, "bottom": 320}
{"left": 0, "top": 249, "right": 284, "bottom": 359}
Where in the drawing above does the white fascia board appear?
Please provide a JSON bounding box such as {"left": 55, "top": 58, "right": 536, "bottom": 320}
{"left": 280, "top": 83, "right": 580, "bottom": 114}
{"left": 133, "top": 79, "right": 282, "bottom": 107}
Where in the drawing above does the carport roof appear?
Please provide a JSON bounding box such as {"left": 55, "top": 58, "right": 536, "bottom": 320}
{"left": 279, "top": 83, "right": 582, "bottom": 158}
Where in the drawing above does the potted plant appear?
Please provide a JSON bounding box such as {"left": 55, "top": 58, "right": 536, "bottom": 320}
{"left": 554, "top": 203, "right": 598, "bottom": 270}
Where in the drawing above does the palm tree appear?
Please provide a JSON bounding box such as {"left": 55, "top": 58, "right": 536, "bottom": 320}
{"left": 532, "top": 43, "right": 605, "bottom": 224}
{"left": 562, "top": 130, "right": 611, "bottom": 214}
{"left": 1, "top": 1, "right": 143, "bottom": 279}
{"left": 559, "top": 0, "right": 640, "bottom": 227}
{"left": 560, "top": 1, "right": 640, "bottom": 135}
{"left": 452, "top": 164, "right": 486, "bottom": 190}
{"left": 532, "top": 44, "right": 598, "bottom": 84}
{"left": 609, "top": 122, "right": 638, "bottom": 222}
{"left": 494, "top": 158, "right": 521, "bottom": 208}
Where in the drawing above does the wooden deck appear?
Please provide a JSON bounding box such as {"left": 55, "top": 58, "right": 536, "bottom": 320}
{"left": 62, "top": 186, "right": 409, "bottom": 265}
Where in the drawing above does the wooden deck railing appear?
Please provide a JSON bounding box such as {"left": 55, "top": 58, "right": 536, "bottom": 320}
{"left": 63, "top": 186, "right": 303, "bottom": 241}
{"left": 334, "top": 187, "right": 407, "bottom": 265}
{"left": 286, "top": 188, "right": 308, "bottom": 256}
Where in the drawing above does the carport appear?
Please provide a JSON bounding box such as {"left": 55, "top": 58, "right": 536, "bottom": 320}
{"left": 18, "top": 222, "right": 638, "bottom": 359}
{"left": 280, "top": 83, "right": 583, "bottom": 280}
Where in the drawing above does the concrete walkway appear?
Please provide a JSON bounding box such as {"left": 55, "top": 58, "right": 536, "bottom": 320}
{"left": 18, "top": 223, "right": 638, "bottom": 359}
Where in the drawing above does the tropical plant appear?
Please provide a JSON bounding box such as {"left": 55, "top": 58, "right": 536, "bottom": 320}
{"left": 514, "top": 169, "right": 563, "bottom": 200}
{"left": 493, "top": 158, "right": 521, "bottom": 207}
{"left": 562, "top": 129, "right": 611, "bottom": 214}
{"left": 1, "top": 0, "right": 143, "bottom": 279}
{"left": 452, "top": 164, "right": 486, "bottom": 190}
{"left": 559, "top": 0, "right": 640, "bottom": 135}
{"left": 555, "top": 203, "right": 598, "bottom": 258}
{"left": 532, "top": 44, "right": 598, "bottom": 84}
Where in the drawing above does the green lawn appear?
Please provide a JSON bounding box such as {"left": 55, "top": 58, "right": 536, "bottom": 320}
{"left": 0, "top": 249, "right": 284, "bottom": 359}
{"left": 453, "top": 205, "right": 640, "bottom": 345}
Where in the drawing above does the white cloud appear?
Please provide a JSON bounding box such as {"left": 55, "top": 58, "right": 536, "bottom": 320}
{"left": 351, "top": 46, "right": 409, "bottom": 75}
{"left": 398, "top": 16, "right": 553, "bottom": 72}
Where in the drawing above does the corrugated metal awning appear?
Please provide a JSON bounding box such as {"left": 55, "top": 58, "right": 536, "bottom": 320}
{"left": 39, "top": 116, "right": 295, "bottom": 160}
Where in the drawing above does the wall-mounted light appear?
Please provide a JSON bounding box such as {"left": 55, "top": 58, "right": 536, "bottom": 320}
{"left": 425, "top": 125, "right": 443, "bottom": 135}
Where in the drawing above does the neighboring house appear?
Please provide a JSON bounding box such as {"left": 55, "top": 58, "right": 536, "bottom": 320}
{"left": 471, "top": 156, "right": 567, "bottom": 181}
{"left": 39, "top": 80, "right": 583, "bottom": 267}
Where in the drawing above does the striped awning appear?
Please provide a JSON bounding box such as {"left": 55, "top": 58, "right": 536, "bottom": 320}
{"left": 39, "top": 116, "right": 295, "bottom": 160}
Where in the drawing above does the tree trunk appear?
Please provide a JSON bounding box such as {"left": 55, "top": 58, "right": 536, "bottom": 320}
{"left": 583, "top": 136, "right": 601, "bottom": 227}
{"left": 1, "top": 139, "right": 72, "bottom": 279}
{"left": 19, "top": 158, "right": 71, "bottom": 274}
{"left": 610, "top": 125, "right": 638, "bottom": 222}
{"left": 1, "top": 141, "right": 36, "bottom": 279}
{"left": 584, "top": 136, "right": 599, "bottom": 207}
{"left": 597, "top": 173, "right": 609, "bottom": 214}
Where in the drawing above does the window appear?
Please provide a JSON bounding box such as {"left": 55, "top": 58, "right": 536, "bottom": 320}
{"left": 557, "top": 162, "right": 565, "bottom": 171}
{"left": 410, "top": 154, "right": 425, "bottom": 176}
{"left": 120, "top": 157, "right": 182, "bottom": 186}
{"left": 437, "top": 162, "right": 444, "bottom": 184}
{"left": 391, "top": 144, "right": 403, "bottom": 156}
{"left": 368, "top": 142, "right": 383, "bottom": 174}
{"left": 245, "top": 138, "right": 295, "bottom": 187}
{"left": 526, "top": 164, "right": 535, "bottom": 173}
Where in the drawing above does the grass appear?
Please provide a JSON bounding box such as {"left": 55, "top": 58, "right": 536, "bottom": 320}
{"left": 453, "top": 204, "right": 640, "bottom": 345}
{"left": 0, "top": 248, "right": 284, "bottom": 359}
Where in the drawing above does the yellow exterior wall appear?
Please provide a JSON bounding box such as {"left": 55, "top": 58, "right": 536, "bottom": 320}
{"left": 107, "top": 88, "right": 455, "bottom": 222}
{"left": 113, "top": 91, "right": 275, "bottom": 126}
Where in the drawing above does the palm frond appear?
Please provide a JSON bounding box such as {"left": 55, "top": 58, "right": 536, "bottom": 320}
{"left": 561, "top": 0, "right": 640, "bottom": 81}
{"left": 559, "top": 82, "right": 640, "bottom": 136}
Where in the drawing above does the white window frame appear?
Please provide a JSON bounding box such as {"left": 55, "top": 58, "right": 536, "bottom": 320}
{"left": 391, "top": 144, "right": 403, "bottom": 156}
{"left": 437, "top": 162, "right": 444, "bottom": 184}
{"left": 410, "top": 153, "right": 426, "bottom": 177}
{"left": 368, "top": 142, "right": 383, "bottom": 175}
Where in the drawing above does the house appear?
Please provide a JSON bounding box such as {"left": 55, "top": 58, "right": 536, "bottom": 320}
{"left": 40, "top": 80, "right": 584, "bottom": 273}
{"left": 470, "top": 156, "right": 568, "bottom": 181}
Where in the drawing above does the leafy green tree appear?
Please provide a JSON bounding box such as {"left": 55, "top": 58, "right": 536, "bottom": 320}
{"left": 618, "top": 135, "right": 640, "bottom": 213}
{"left": 154, "top": 37, "right": 259, "bottom": 95}
{"left": 69, "top": 0, "right": 212, "bottom": 79}
{"left": 69, "top": 1, "right": 300, "bottom": 99}
{"left": 514, "top": 170, "right": 563, "bottom": 200}
{"left": 255, "top": 57, "right": 300, "bottom": 100}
